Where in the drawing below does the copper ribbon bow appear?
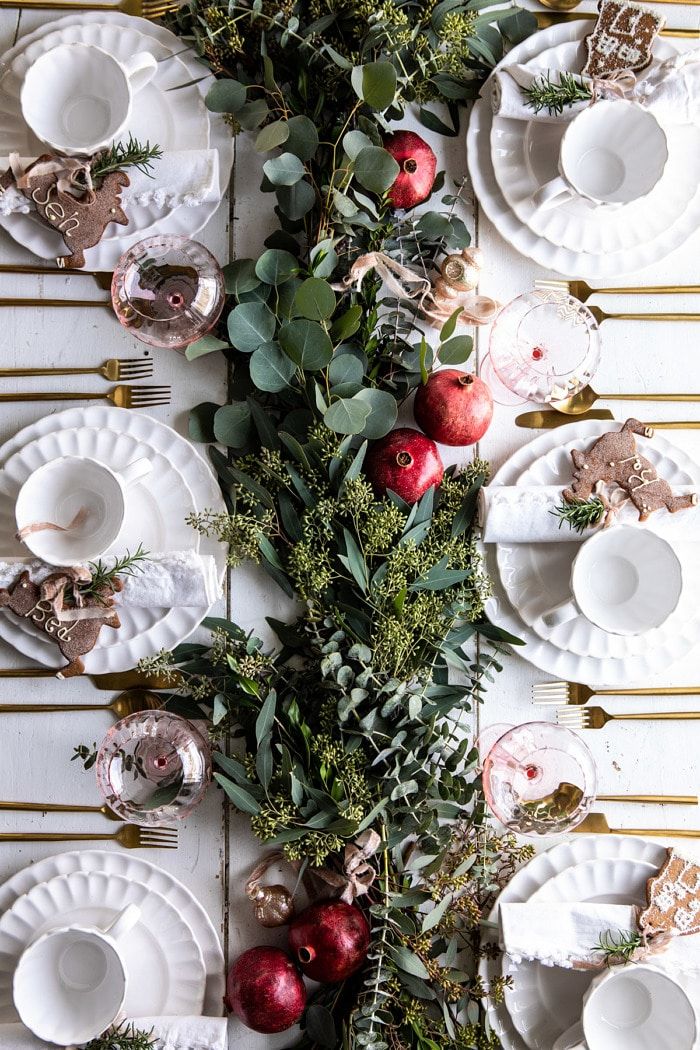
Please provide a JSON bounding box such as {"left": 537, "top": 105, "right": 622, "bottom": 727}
{"left": 9, "top": 151, "right": 95, "bottom": 197}
{"left": 315, "top": 829, "right": 382, "bottom": 903}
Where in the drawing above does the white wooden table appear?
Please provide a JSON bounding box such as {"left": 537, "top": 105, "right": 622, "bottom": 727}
{"left": 0, "top": 6, "right": 699, "bottom": 1047}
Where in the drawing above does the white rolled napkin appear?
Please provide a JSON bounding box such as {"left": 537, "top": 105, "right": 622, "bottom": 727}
{"left": 478, "top": 486, "right": 700, "bottom": 544}
{"left": 0, "top": 1017, "right": 227, "bottom": 1050}
{"left": 499, "top": 902, "right": 700, "bottom": 973}
{"left": 120, "top": 150, "right": 220, "bottom": 209}
{"left": 0, "top": 552, "right": 222, "bottom": 607}
{"left": 634, "top": 48, "right": 700, "bottom": 126}
{"left": 485, "top": 65, "right": 592, "bottom": 123}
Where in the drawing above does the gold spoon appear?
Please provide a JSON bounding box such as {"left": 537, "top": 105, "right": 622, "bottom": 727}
{"left": 551, "top": 387, "right": 700, "bottom": 416}
{"left": 0, "top": 688, "right": 162, "bottom": 718}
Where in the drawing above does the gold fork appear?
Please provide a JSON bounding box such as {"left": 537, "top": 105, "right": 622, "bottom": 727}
{"left": 536, "top": 278, "right": 700, "bottom": 304}
{"left": 0, "top": 358, "right": 153, "bottom": 382}
{"left": 0, "top": 690, "right": 162, "bottom": 719}
{"left": 557, "top": 706, "right": 700, "bottom": 730}
{"left": 0, "top": 825, "right": 178, "bottom": 848}
{"left": 0, "top": 800, "right": 121, "bottom": 821}
{"left": 574, "top": 813, "right": 700, "bottom": 837}
{"left": 534, "top": 11, "right": 700, "bottom": 38}
{"left": 0, "top": 263, "right": 112, "bottom": 291}
{"left": 0, "top": 385, "right": 170, "bottom": 407}
{"left": 587, "top": 306, "right": 700, "bottom": 324}
{"left": 534, "top": 682, "right": 700, "bottom": 707}
{"left": 0, "top": 0, "right": 178, "bottom": 15}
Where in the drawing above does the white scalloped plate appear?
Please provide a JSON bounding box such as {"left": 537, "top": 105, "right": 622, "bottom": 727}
{"left": 0, "top": 850, "right": 224, "bottom": 1016}
{"left": 482, "top": 420, "right": 700, "bottom": 684}
{"left": 490, "top": 39, "right": 700, "bottom": 256}
{"left": 467, "top": 22, "right": 700, "bottom": 278}
{"left": 0, "top": 406, "right": 225, "bottom": 672}
{"left": 481, "top": 835, "right": 667, "bottom": 1050}
{"left": 0, "top": 870, "right": 205, "bottom": 1020}
{"left": 0, "top": 13, "right": 232, "bottom": 269}
{"left": 495, "top": 432, "right": 700, "bottom": 659}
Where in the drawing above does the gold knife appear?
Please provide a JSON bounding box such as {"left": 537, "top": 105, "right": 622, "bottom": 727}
{"left": 516, "top": 410, "right": 700, "bottom": 430}
{"left": 0, "top": 668, "right": 180, "bottom": 690}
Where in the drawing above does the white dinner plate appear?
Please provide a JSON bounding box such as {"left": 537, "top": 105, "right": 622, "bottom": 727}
{"left": 502, "top": 852, "right": 689, "bottom": 1049}
{"left": 0, "top": 406, "right": 226, "bottom": 672}
{"left": 0, "top": 13, "right": 233, "bottom": 269}
{"left": 0, "top": 850, "right": 224, "bottom": 1016}
{"left": 467, "top": 22, "right": 700, "bottom": 277}
{"left": 490, "top": 39, "right": 700, "bottom": 255}
{"left": 481, "top": 835, "right": 666, "bottom": 1050}
{"left": 496, "top": 432, "right": 700, "bottom": 659}
{"left": 0, "top": 870, "right": 206, "bottom": 1020}
{"left": 482, "top": 420, "right": 700, "bottom": 684}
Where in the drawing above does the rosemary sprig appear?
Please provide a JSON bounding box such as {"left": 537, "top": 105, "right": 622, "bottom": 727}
{"left": 522, "top": 72, "right": 592, "bottom": 115}
{"left": 551, "top": 497, "right": 606, "bottom": 534}
{"left": 83, "top": 1021, "right": 156, "bottom": 1050}
{"left": 79, "top": 544, "right": 150, "bottom": 602}
{"left": 593, "top": 928, "right": 642, "bottom": 966}
{"left": 90, "top": 134, "right": 163, "bottom": 182}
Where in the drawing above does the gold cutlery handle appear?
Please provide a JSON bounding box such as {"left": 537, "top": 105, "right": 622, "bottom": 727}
{"left": 0, "top": 801, "right": 102, "bottom": 813}
{"left": 613, "top": 711, "right": 700, "bottom": 721}
{"left": 596, "top": 285, "right": 700, "bottom": 294}
{"left": 596, "top": 687, "right": 700, "bottom": 696}
{"left": 605, "top": 312, "right": 700, "bottom": 322}
{"left": 0, "top": 668, "right": 56, "bottom": 677}
{"left": 0, "top": 392, "right": 105, "bottom": 402}
{"left": 614, "top": 827, "right": 700, "bottom": 838}
{"left": 0, "top": 702, "right": 110, "bottom": 712}
{"left": 597, "top": 795, "right": 698, "bottom": 804}
{"left": 0, "top": 832, "right": 113, "bottom": 841}
{"left": 0, "top": 298, "right": 108, "bottom": 307}
{"left": 603, "top": 394, "right": 700, "bottom": 402}
{"left": 643, "top": 421, "right": 700, "bottom": 429}
{"left": 0, "top": 367, "right": 100, "bottom": 377}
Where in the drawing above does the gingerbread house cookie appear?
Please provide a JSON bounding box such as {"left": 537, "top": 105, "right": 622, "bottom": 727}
{"left": 583, "top": 0, "right": 665, "bottom": 79}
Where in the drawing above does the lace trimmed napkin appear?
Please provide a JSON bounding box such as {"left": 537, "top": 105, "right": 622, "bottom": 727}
{"left": 0, "top": 1017, "right": 227, "bottom": 1050}
{"left": 486, "top": 65, "right": 594, "bottom": 123}
{"left": 478, "top": 485, "right": 700, "bottom": 544}
{"left": 0, "top": 552, "right": 222, "bottom": 607}
{"left": 499, "top": 902, "right": 700, "bottom": 973}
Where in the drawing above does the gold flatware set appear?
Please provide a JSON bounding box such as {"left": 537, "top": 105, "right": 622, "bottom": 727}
{"left": 575, "top": 813, "right": 700, "bottom": 838}
{"left": 0, "top": 667, "right": 180, "bottom": 689}
{"left": 558, "top": 705, "right": 700, "bottom": 730}
{"left": 0, "top": 688, "right": 162, "bottom": 719}
{"left": 534, "top": 681, "right": 700, "bottom": 706}
{"left": 516, "top": 409, "right": 700, "bottom": 430}
{"left": 0, "top": 384, "right": 170, "bottom": 407}
{"left": 0, "top": 826, "right": 178, "bottom": 848}
{"left": 0, "top": 358, "right": 154, "bottom": 382}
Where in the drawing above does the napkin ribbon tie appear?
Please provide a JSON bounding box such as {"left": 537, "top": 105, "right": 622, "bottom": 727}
{"left": 9, "top": 151, "right": 95, "bottom": 198}
{"left": 314, "top": 829, "right": 382, "bottom": 903}
{"left": 590, "top": 69, "right": 637, "bottom": 105}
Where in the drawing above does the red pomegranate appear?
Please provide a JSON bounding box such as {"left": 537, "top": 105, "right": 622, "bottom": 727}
{"left": 414, "top": 370, "right": 493, "bottom": 446}
{"left": 225, "top": 946, "right": 306, "bottom": 1033}
{"left": 364, "top": 427, "right": 444, "bottom": 504}
{"left": 384, "top": 130, "right": 437, "bottom": 210}
{"left": 288, "top": 901, "right": 370, "bottom": 983}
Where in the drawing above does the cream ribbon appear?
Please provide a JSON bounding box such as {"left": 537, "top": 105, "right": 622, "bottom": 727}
{"left": 15, "top": 507, "right": 89, "bottom": 542}
{"left": 589, "top": 68, "right": 638, "bottom": 105}
{"left": 9, "top": 151, "right": 95, "bottom": 197}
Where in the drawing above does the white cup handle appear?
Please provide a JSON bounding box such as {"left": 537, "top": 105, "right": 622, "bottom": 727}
{"left": 541, "top": 598, "right": 579, "bottom": 628}
{"left": 118, "top": 457, "right": 152, "bottom": 487}
{"left": 553, "top": 1022, "right": 586, "bottom": 1050}
{"left": 533, "top": 175, "right": 574, "bottom": 211}
{"left": 104, "top": 903, "right": 141, "bottom": 940}
{"left": 122, "top": 51, "right": 158, "bottom": 94}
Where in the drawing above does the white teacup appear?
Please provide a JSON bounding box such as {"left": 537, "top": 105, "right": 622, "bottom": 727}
{"left": 13, "top": 903, "right": 141, "bottom": 1046}
{"left": 15, "top": 455, "right": 152, "bottom": 565}
{"left": 20, "top": 42, "right": 157, "bottom": 155}
{"left": 540, "top": 526, "right": 682, "bottom": 636}
{"left": 553, "top": 964, "right": 697, "bottom": 1050}
{"left": 533, "top": 100, "right": 668, "bottom": 211}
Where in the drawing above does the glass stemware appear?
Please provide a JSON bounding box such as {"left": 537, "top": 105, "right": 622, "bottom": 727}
{"left": 488, "top": 288, "right": 601, "bottom": 405}
{"left": 111, "top": 235, "right": 225, "bottom": 349}
{"left": 480, "top": 721, "right": 597, "bottom": 836}
{"left": 95, "top": 709, "right": 212, "bottom": 826}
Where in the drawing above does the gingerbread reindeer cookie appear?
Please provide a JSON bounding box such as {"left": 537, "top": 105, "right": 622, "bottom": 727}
{"left": 563, "top": 418, "right": 698, "bottom": 522}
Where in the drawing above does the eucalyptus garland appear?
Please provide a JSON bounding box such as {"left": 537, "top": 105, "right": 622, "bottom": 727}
{"left": 141, "top": 3, "right": 540, "bottom": 1047}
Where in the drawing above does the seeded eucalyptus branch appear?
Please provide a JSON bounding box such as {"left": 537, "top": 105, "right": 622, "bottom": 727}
{"left": 551, "top": 497, "right": 606, "bottom": 534}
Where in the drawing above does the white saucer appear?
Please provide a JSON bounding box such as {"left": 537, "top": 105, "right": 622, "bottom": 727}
{"left": 482, "top": 835, "right": 666, "bottom": 1050}
{"left": 496, "top": 432, "right": 700, "bottom": 659}
{"left": 0, "top": 406, "right": 226, "bottom": 673}
{"left": 490, "top": 39, "right": 700, "bottom": 255}
{"left": 0, "top": 13, "right": 233, "bottom": 269}
{"left": 467, "top": 22, "right": 700, "bottom": 277}
{"left": 0, "top": 870, "right": 206, "bottom": 1019}
{"left": 0, "top": 850, "right": 224, "bottom": 1016}
{"left": 482, "top": 421, "right": 700, "bottom": 685}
